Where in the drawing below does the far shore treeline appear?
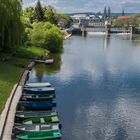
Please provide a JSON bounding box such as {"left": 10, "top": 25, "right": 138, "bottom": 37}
{"left": 0, "top": 0, "right": 72, "bottom": 53}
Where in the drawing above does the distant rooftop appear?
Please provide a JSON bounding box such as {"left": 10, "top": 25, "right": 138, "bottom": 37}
{"left": 117, "top": 16, "right": 132, "bottom": 20}
{"left": 72, "top": 14, "right": 87, "bottom": 18}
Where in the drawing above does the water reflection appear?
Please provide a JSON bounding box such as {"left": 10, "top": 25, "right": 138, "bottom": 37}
{"left": 34, "top": 64, "right": 46, "bottom": 82}
{"left": 28, "top": 35, "right": 140, "bottom": 139}
{"left": 103, "top": 34, "right": 110, "bottom": 49}
{"left": 34, "top": 53, "right": 62, "bottom": 79}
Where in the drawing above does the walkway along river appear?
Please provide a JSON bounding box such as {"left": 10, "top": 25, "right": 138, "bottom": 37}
{"left": 27, "top": 34, "right": 140, "bottom": 140}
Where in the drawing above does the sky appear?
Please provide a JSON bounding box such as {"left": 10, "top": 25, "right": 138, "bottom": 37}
{"left": 22, "top": 0, "right": 140, "bottom": 13}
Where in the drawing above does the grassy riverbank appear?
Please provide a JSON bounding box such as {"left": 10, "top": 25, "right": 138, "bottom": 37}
{"left": 0, "top": 47, "right": 48, "bottom": 67}
{"left": 0, "top": 63, "right": 22, "bottom": 113}
{"left": 0, "top": 47, "right": 48, "bottom": 114}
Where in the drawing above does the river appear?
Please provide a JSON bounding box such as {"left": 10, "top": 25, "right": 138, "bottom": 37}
{"left": 27, "top": 34, "right": 140, "bottom": 140}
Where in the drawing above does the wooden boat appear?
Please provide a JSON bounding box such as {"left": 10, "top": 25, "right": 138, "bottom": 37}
{"left": 15, "top": 124, "right": 59, "bottom": 133}
{"left": 23, "top": 87, "right": 55, "bottom": 94}
{"left": 35, "top": 59, "right": 54, "bottom": 64}
{"left": 22, "top": 116, "right": 59, "bottom": 124}
{"left": 24, "top": 82, "right": 51, "bottom": 88}
{"left": 21, "top": 94, "right": 55, "bottom": 101}
{"left": 16, "top": 111, "right": 57, "bottom": 120}
{"left": 18, "top": 101, "right": 56, "bottom": 110}
{"left": 16, "top": 130, "right": 61, "bottom": 140}
{"left": 45, "top": 59, "right": 54, "bottom": 64}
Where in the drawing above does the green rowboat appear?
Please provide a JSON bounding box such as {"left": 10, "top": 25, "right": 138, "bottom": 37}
{"left": 16, "top": 130, "right": 61, "bottom": 140}
{"left": 16, "top": 111, "right": 57, "bottom": 120}
{"left": 23, "top": 116, "right": 59, "bottom": 124}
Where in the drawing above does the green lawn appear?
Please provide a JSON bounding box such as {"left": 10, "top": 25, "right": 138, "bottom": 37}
{"left": 15, "top": 47, "right": 49, "bottom": 59}
{"left": 0, "top": 63, "right": 22, "bottom": 113}
{"left": 0, "top": 47, "right": 49, "bottom": 68}
{"left": 0, "top": 46, "right": 49, "bottom": 114}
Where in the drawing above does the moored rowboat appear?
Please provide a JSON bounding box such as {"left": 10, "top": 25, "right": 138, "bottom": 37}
{"left": 45, "top": 59, "right": 54, "bottom": 64}
{"left": 16, "top": 130, "right": 61, "bottom": 140}
{"left": 22, "top": 115, "right": 59, "bottom": 124}
{"left": 16, "top": 111, "right": 57, "bottom": 120}
{"left": 21, "top": 94, "right": 55, "bottom": 101}
{"left": 35, "top": 59, "right": 54, "bottom": 64}
{"left": 24, "top": 83, "right": 51, "bottom": 88}
{"left": 23, "top": 87, "right": 55, "bottom": 94}
{"left": 15, "top": 124, "right": 59, "bottom": 133}
{"left": 18, "top": 101, "right": 56, "bottom": 110}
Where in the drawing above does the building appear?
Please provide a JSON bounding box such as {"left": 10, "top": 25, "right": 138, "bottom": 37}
{"left": 117, "top": 16, "right": 132, "bottom": 20}
{"left": 71, "top": 7, "right": 112, "bottom": 28}
{"left": 71, "top": 14, "right": 89, "bottom": 27}
{"left": 71, "top": 14, "right": 105, "bottom": 27}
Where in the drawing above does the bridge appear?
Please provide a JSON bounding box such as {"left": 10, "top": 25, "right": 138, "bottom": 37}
{"left": 70, "top": 22, "right": 136, "bottom": 37}
{"left": 70, "top": 16, "right": 138, "bottom": 36}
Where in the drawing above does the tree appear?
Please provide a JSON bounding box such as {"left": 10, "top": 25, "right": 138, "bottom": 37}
{"left": 56, "top": 14, "right": 72, "bottom": 28}
{"left": 0, "top": 0, "right": 23, "bottom": 50}
{"left": 104, "top": 6, "right": 107, "bottom": 20}
{"left": 30, "top": 22, "right": 63, "bottom": 53}
{"left": 22, "top": 7, "right": 35, "bottom": 24}
{"left": 44, "top": 27, "right": 63, "bottom": 52}
{"left": 44, "top": 9, "right": 56, "bottom": 24}
{"left": 34, "top": 0, "right": 44, "bottom": 22}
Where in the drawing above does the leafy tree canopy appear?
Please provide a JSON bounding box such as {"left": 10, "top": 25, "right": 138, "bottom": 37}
{"left": 0, "top": 0, "right": 23, "bottom": 50}
{"left": 30, "top": 22, "right": 63, "bottom": 53}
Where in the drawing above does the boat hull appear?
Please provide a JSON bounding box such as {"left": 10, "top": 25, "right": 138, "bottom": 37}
{"left": 23, "top": 87, "right": 55, "bottom": 94}
{"left": 16, "top": 130, "right": 61, "bottom": 140}
{"left": 24, "top": 83, "right": 51, "bottom": 88}
{"left": 15, "top": 111, "right": 57, "bottom": 121}
{"left": 18, "top": 101, "right": 56, "bottom": 111}
{"left": 14, "top": 124, "right": 60, "bottom": 133}
{"left": 22, "top": 116, "right": 59, "bottom": 124}
{"left": 21, "top": 94, "right": 55, "bottom": 102}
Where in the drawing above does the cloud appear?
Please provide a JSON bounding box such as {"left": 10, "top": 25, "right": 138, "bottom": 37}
{"left": 22, "top": 0, "right": 140, "bottom": 13}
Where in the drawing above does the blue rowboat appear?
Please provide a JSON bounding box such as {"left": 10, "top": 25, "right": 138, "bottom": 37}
{"left": 21, "top": 94, "right": 55, "bottom": 101}
{"left": 23, "top": 87, "right": 55, "bottom": 94}
{"left": 18, "top": 101, "right": 56, "bottom": 110}
{"left": 24, "top": 83, "right": 51, "bottom": 88}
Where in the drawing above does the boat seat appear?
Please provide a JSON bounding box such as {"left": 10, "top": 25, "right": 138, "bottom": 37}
{"left": 36, "top": 125, "right": 40, "bottom": 131}
{"left": 51, "top": 116, "right": 59, "bottom": 122}
{"left": 40, "top": 118, "right": 45, "bottom": 123}
{"left": 25, "top": 120, "right": 32, "bottom": 124}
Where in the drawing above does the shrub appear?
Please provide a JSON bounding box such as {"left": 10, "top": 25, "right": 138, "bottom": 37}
{"left": 30, "top": 22, "right": 63, "bottom": 53}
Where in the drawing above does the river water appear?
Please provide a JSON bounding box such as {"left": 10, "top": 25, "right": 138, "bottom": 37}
{"left": 27, "top": 34, "right": 140, "bottom": 140}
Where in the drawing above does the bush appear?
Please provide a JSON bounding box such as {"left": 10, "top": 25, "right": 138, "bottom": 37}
{"left": 30, "top": 22, "right": 63, "bottom": 53}
{"left": 44, "top": 27, "right": 63, "bottom": 53}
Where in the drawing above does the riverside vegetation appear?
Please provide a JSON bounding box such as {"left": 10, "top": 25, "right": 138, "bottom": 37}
{"left": 0, "top": 0, "right": 72, "bottom": 113}
{"left": 112, "top": 14, "right": 140, "bottom": 30}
